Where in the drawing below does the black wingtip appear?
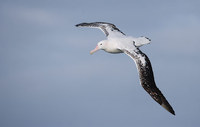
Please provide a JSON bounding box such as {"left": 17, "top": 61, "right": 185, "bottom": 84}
{"left": 171, "top": 109, "right": 175, "bottom": 115}
{"left": 75, "top": 23, "right": 82, "bottom": 27}
{"left": 161, "top": 102, "right": 175, "bottom": 115}
{"left": 75, "top": 23, "right": 88, "bottom": 27}
{"left": 170, "top": 110, "right": 175, "bottom": 115}
{"left": 169, "top": 109, "right": 175, "bottom": 115}
{"left": 75, "top": 23, "right": 81, "bottom": 27}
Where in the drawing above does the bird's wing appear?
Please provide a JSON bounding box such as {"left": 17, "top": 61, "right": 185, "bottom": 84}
{"left": 75, "top": 22, "right": 126, "bottom": 38}
{"left": 122, "top": 49, "right": 175, "bottom": 115}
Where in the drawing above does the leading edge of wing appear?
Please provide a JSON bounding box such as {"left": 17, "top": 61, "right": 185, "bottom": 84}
{"left": 75, "top": 22, "right": 125, "bottom": 37}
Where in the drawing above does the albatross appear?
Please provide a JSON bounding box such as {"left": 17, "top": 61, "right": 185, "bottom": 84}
{"left": 75, "top": 22, "right": 175, "bottom": 115}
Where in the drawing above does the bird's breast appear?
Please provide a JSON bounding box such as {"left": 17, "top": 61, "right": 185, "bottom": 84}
{"left": 104, "top": 48, "right": 123, "bottom": 54}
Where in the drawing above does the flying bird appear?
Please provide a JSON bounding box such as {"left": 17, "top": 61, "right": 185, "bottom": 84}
{"left": 75, "top": 22, "right": 175, "bottom": 115}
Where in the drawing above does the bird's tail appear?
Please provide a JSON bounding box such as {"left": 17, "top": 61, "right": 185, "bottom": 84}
{"left": 134, "top": 36, "right": 151, "bottom": 47}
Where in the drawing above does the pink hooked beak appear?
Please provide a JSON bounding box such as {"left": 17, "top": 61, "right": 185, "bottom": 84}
{"left": 90, "top": 45, "right": 99, "bottom": 54}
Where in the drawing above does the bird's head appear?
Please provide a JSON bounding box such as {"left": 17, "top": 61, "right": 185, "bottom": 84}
{"left": 90, "top": 40, "right": 107, "bottom": 54}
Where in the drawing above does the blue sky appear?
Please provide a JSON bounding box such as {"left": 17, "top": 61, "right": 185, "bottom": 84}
{"left": 0, "top": 0, "right": 200, "bottom": 127}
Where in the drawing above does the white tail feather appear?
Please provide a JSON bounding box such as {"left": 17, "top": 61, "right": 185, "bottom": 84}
{"left": 134, "top": 37, "right": 151, "bottom": 47}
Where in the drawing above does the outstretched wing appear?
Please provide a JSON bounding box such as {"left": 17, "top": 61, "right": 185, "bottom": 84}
{"left": 75, "top": 22, "right": 125, "bottom": 38}
{"left": 123, "top": 49, "right": 175, "bottom": 115}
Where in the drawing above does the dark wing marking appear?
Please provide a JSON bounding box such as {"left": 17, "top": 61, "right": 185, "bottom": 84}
{"left": 123, "top": 49, "right": 175, "bottom": 115}
{"left": 75, "top": 22, "right": 125, "bottom": 38}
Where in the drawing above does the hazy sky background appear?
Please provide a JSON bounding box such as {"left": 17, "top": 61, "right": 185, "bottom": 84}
{"left": 0, "top": 0, "right": 200, "bottom": 127}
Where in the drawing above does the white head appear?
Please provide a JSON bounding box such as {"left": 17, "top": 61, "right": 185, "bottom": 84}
{"left": 90, "top": 40, "right": 107, "bottom": 54}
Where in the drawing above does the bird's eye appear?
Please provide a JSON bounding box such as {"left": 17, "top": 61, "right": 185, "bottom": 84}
{"left": 100, "top": 43, "right": 102, "bottom": 45}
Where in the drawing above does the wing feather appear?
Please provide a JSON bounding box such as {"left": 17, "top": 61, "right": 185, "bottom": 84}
{"left": 123, "top": 49, "right": 175, "bottom": 115}
{"left": 75, "top": 22, "right": 125, "bottom": 38}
